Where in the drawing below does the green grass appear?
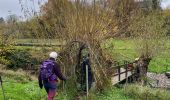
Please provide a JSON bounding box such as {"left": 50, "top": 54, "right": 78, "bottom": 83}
{"left": 124, "top": 84, "right": 170, "bottom": 100}
{"left": 12, "top": 38, "right": 170, "bottom": 73}
{"left": 0, "top": 67, "right": 133, "bottom": 100}
{"left": 0, "top": 67, "right": 77, "bottom": 100}
{"left": 0, "top": 75, "right": 133, "bottom": 100}
{"left": 6, "top": 38, "right": 170, "bottom": 73}
{"left": 0, "top": 81, "right": 133, "bottom": 100}
{"left": 1, "top": 67, "right": 170, "bottom": 100}
{"left": 149, "top": 58, "right": 170, "bottom": 73}
{"left": 0, "top": 79, "right": 46, "bottom": 100}
{"left": 0, "top": 76, "right": 78, "bottom": 100}
{"left": 1, "top": 38, "right": 170, "bottom": 99}
{"left": 89, "top": 87, "right": 133, "bottom": 100}
{"left": 11, "top": 38, "right": 170, "bottom": 73}
{"left": 0, "top": 68, "right": 45, "bottom": 100}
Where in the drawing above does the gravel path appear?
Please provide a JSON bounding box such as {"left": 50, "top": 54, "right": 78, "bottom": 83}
{"left": 147, "top": 72, "right": 170, "bottom": 88}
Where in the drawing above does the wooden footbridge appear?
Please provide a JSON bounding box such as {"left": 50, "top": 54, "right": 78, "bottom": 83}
{"left": 110, "top": 61, "right": 136, "bottom": 85}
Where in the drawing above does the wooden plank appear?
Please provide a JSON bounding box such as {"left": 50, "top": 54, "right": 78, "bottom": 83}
{"left": 113, "top": 69, "right": 133, "bottom": 77}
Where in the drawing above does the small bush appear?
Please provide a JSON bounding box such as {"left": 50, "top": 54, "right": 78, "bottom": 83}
{"left": 0, "top": 56, "right": 11, "bottom": 65}
{"left": 124, "top": 84, "right": 170, "bottom": 100}
{"left": 0, "top": 48, "right": 33, "bottom": 69}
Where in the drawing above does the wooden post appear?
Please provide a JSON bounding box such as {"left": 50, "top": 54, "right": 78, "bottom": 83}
{"left": 118, "top": 65, "right": 121, "bottom": 81}
{"left": 63, "top": 64, "right": 67, "bottom": 100}
{"left": 0, "top": 76, "right": 6, "bottom": 100}
{"left": 125, "top": 61, "right": 128, "bottom": 83}
{"left": 86, "top": 65, "right": 89, "bottom": 100}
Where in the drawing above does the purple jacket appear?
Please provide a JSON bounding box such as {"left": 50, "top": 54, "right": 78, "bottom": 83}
{"left": 38, "top": 58, "right": 66, "bottom": 85}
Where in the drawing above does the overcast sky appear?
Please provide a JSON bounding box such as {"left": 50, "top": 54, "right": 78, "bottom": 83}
{"left": 0, "top": 0, "right": 170, "bottom": 20}
{"left": 0, "top": 0, "right": 47, "bottom": 20}
{"left": 161, "top": 0, "right": 170, "bottom": 9}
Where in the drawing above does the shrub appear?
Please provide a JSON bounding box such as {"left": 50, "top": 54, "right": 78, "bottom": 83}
{"left": 0, "top": 48, "right": 33, "bottom": 69}
{"left": 0, "top": 56, "right": 11, "bottom": 65}
{"left": 124, "top": 84, "right": 170, "bottom": 100}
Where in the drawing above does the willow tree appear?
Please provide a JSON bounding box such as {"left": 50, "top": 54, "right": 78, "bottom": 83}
{"left": 39, "top": 0, "right": 119, "bottom": 89}
{"left": 0, "top": 20, "right": 12, "bottom": 46}
{"left": 20, "top": 0, "right": 138, "bottom": 89}
{"left": 129, "top": 10, "right": 167, "bottom": 84}
{"left": 113, "top": 0, "right": 137, "bottom": 36}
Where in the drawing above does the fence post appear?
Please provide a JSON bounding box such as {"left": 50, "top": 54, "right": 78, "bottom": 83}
{"left": 86, "top": 65, "right": 89, "bottom": 100}
{"left": 0, "top": 76, "right": 6, "bottom": 100}
{"left": 125, "top": 61, "right": 128, "bottom": 83}
{"left": 118, "top": 62, "right": 121, "bottom": 81}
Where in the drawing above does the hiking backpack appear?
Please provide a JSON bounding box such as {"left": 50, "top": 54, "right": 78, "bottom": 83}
{"left": 40, "top": 60, "right": 57, "bottom": 81}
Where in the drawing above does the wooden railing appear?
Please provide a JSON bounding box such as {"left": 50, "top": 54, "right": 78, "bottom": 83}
{"left": 112, "top": 61, "right": 136, "bottom": 82}
{"left": 14, "top": 43, "right": 63, "bottom": 47}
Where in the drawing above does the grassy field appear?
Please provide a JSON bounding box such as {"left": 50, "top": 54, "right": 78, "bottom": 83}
{"left": 0, "top": 68, "right": 77, "bottom": 100}
{"left": 0, "top": 81, "right": 133, "bottom": 100}
{"left": 0, "top": 79, "right": 46, "bottom": 100}
{"left": 89, "top": 87, "right": 133, "bottom": 100}
{"left": 12, "top": 38, "right": 170, "bottom": 73}
{"left": 103, "top": 38, "right": 170, "bottom": 73}
{"left": 1, "top": 38, "right": 170, "bottom": 100}
{"left": 0, "top": 68, "right": 133, "bottom": 100}
{"left": 0, "top": 78, "right": 77, "bottom": 100}
{"left": 124, "top": 84, "right": 170, "bottom": 100}
{"left": 1, "top": 69, "right": 170, "bottom": 100}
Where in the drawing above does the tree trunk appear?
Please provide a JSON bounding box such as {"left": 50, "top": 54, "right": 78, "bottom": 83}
{"left": 137, "top": 57, "right": 151, "bottom": 85}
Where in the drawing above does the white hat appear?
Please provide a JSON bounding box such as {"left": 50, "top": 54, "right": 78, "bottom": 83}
{"left": 49, "top": 52, "right": 58, "bottom": 59}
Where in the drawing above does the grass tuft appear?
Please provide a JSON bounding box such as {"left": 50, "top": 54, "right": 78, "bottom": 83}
{"left": 124, "top": 84, "right": 170, "bottom": 100}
